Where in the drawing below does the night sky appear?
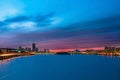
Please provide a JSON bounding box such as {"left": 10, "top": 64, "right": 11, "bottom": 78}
{"left": 0, "top": 0, "right": 120, "bottom": 51}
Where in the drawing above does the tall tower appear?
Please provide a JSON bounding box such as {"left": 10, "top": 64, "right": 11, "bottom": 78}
{"left": 32, "top": 43, "right": 36, "bottom": 52}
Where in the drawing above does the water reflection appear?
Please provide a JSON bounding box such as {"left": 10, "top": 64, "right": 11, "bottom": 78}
{"left": 0, "top": 59, "right": 11, "bottom": 64}
{"left": 0, "top": 55, "right": 120, "bottom": 80}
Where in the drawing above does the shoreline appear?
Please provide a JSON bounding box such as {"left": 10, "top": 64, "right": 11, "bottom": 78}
{"left": 0, "top": 53, "right": 120, "bottom": 61}
{"left": 0, "top": 53, "right": 34, "bottom": 61}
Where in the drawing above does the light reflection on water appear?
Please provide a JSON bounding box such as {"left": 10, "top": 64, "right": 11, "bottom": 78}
{"left": 0, "top": 55, "right": 120, "bottom": 80}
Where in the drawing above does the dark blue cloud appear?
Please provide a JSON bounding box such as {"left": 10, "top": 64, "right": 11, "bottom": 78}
{"left": 0, "top": 13, "right": 55, "bottom": 33}
{"left": 5, "top": 16, "right": 31, "bottom": 22}
{"left": 3, "top": 13, "right": 54, "bottom": 23}
{"left": 7, "top": 15, "right": 120, "bottom": 49}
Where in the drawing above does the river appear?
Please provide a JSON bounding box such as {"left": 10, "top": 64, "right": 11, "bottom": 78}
{"left": 0, "top": 54, "right": 120, "bottom": 80}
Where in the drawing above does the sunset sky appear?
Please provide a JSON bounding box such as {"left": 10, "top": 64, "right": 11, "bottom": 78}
{"left": 0, "top": 0, "right": 120, "bottom": 51}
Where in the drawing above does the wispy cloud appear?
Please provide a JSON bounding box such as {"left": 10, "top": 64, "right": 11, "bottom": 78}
{"left": 0, "top": 13, "right": 56, "bottom": 33}
{"left": 0, "top": 0, "right": 24, "bottom": 21}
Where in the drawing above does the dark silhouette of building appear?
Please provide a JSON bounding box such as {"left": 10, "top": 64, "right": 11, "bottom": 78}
{"left": 32, "top": 43, "right": 38, "bottom": 52}
{"left": 0, "top": 48, "right": 18, "bottom": 53}
{"left": 104, "top": 46, "right": 120, "bottom": 56}
{"left": 36, "top": 48, "right": 38, "bottom": 52}
{"left": 28, "top": 48, "right": 32, "bottom": 52}
{"left": 44, "top": 49, "right": 50, "bottom": 53}
{"left": 18, "top": 46, "right": 27, "bottom": 53}
{"left": 32, "top": 43, "right": 36, "bottom": 52}
{"left": 18, "top": 46, "right": 22, "bottom": 53}
{"left": 74, "top": 49, "right": 81, "bottom": 54}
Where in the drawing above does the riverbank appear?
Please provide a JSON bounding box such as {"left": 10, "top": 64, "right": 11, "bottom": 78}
{"left": 0, "top": 53, "right": 34, "bottom": 60}
{"left": 1, "top": 52, "right": 120, "bottom": 61}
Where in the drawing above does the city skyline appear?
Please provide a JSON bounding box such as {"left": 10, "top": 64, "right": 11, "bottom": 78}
{"left": 0, "top": 42, "right": 119, "bottom": 52}
{"left": 0, "top": 0, "right": 120, "bottom": 51}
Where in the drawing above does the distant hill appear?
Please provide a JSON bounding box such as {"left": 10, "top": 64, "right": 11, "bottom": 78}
{"left": 56, "top": 52, "right": 70, "bottom": 55}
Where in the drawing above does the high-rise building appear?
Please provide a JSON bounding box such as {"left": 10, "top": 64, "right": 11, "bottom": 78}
{"left": 36, "top": 48, "right": 38, "bottom": 52}
{"left": 18, "top": 46, "right": 22, "bottom": 53}
{"left": 104, "top": 46, "right": 120, "bottom": 56}
{"left": 32, "top": 43, "right": 36, "bottom": 52}
{"left": 44, "top": 49, "right": 50, "bottom": 53}
{"left": 28, "top": 48, "right": 32, "bottom": 52}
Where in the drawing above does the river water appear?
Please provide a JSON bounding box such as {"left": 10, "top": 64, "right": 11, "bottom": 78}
{"left": 0, "top": 54, "right": 120, "bottom": 80}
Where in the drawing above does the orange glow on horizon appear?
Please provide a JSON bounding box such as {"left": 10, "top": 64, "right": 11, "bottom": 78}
{"left": 50, "top": 47, "right": 104, "bottom": 52}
